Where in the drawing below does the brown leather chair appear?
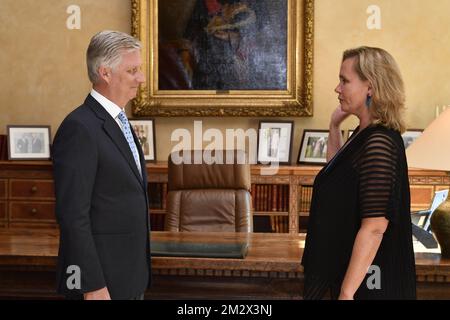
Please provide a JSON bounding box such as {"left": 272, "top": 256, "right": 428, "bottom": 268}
{"left": 165, "top": 150, "right": 252, "bottom": 232}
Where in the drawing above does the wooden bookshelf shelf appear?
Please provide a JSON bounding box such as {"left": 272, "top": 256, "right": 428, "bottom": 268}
{"left": 298, "top": 212, "right": 310, "bottom": 217}
{"left": 253, "top": 211, "right": 289, "bottom": 216}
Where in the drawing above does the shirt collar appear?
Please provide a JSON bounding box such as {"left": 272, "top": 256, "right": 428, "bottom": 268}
{"left": 90, "top": 89, "right": 124, "bottom": 120}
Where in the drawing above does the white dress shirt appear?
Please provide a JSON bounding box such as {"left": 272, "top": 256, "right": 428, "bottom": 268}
{"left": 90, "top": 89, "right": 142, "bottom": 174}
{"left": 90, "top": 89, "right": 125, "bottom": 131}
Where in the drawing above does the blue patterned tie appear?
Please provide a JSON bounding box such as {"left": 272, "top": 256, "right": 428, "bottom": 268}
{"left": 117, "top": 111, "right": 142, "bottom": 177}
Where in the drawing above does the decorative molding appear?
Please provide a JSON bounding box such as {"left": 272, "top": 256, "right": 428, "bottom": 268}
{"left": 153, "top": 267, "right": 450, "bottom": 283}
{"left": 152, "top": 268, "right": 304, "bottom": 279}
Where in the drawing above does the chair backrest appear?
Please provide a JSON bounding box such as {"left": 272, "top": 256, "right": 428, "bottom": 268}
{"left": 164, "top": 150, "right": 252, "bottom": 232}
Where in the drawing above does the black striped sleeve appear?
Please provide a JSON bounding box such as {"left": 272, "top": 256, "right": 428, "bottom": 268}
{"left": 357, "top": 133, "right": 400, "bottom": 221}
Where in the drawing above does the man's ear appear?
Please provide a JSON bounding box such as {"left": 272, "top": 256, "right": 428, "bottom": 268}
{"left": 98, "top": 65, "right": 112, "bottom": 84}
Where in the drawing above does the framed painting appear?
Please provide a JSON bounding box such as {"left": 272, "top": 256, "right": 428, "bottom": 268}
{"left": 131, "top": 0, "right": 314, "bottom": 117}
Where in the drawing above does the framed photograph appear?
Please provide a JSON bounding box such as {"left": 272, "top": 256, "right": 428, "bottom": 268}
{"left": 257, "top": 121, "right": 294, "bottom": 165}
{"left": 7, "top": 125, "right": 51, "bottom": 160}
{"left": 131, "top": 0, "right": 314, "bottom": 117}
{"left": 297, "top": 130, "right": 332, "bottom": 165}
{"left": 402, "top": 129, "right": 423, "bottom": 149}
{"left": 129, "top": 119, "right": 156, "bottom": 162}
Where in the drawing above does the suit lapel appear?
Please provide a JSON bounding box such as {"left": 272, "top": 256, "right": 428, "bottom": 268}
{"left": 85, "top": 95, "right": 144, "bottom": 186}
{"left": 103, "top": 118, "right": 144, "bottom": 184}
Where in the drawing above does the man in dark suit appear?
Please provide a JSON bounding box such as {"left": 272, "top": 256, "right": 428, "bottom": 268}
{"left": 52, "top": 30, "right": 150, "bottom": 300}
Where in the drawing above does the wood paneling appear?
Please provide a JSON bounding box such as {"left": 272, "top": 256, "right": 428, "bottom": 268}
{"left": 0, "top": 180, "right": 6, "bottom": 199}
{"left": 0, "top": 202, "right": 5, "bottom": 221}
{"left": 410, "top": 185, "right": 434, "bottom": 210}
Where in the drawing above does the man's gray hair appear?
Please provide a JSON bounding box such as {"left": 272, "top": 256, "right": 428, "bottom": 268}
{"left": 86, "top": 30, "right": 141, "bottom": 84}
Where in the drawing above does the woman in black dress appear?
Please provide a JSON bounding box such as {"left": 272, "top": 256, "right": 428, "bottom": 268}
{"left": 302, "top": 46, "right": 416, "bottom": 300}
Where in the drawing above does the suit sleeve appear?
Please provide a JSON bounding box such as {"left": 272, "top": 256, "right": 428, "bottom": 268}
{"left": 52, "top": 118, "right": 106, "bottom": 294}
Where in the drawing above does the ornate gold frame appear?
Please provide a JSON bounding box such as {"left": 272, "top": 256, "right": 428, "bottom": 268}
{"left": 131, "top": 0, "right": 314, "bottom": 117}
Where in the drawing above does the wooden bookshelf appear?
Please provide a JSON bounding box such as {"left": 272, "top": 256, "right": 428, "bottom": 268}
{"left": 0, "top": 161, "right": 449, "bottom": 234}
{"left": 146, "top": 162, "right": 450, "bottom": 234}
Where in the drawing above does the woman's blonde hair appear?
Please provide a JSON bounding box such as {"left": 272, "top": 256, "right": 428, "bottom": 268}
{"left": 343, "top": 46, "right": 406, "bottom": 133}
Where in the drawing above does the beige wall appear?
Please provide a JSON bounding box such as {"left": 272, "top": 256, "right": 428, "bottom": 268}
{"left": 1, "top": 0, "right": 449, "bottom": 162}
{"left": 0, "top": 0, "right": 130, "bottom": 135}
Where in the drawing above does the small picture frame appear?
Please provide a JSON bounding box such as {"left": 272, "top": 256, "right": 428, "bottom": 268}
{"left": 297, "top": 130, "right": 333, "bottom": 165}
{"left": 257, "top": 121, "right": 294, "bottom": 165}
{"left": 129, "top": 119, "right": 156, "bottom": 162}
{"left": 402, "top": 129, "right": 423, "bottom": 149}
{"left": 7, "top": 125, "right": 51, "bottom": 160}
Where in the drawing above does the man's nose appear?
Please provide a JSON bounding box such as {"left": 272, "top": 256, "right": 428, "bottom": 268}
{"left": 136, "top": 71, "right": 145, "bottom": 84}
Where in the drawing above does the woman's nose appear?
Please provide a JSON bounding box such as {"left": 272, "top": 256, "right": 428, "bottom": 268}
{"left": 334, "top": 83, "right": 341, "bottom": 94}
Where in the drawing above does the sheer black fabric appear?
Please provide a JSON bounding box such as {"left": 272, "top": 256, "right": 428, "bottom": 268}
{"left": 301, "top": 125, "right": 416, "bottom": 300}
{"left": 355, "top": 133, "right": 401, "bottom": 222}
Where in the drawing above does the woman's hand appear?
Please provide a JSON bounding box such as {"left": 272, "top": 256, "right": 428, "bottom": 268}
{"left": 330, "top": 105, "right": 351, "bottom": 128}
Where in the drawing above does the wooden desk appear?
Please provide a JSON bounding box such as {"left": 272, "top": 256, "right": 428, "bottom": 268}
{"left": 0, "top": 229, "right": 449, "bottom": 299}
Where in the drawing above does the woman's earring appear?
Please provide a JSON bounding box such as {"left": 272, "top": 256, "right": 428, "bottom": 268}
{"left": 365, "top": 95, "right": 372, "bottom": 108}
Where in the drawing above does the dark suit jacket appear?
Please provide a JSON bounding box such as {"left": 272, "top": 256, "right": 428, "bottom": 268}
{"left": 52, "top": 94, "right": 151, "bottom": 299}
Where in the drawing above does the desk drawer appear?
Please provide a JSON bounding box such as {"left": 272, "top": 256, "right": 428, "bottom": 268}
{"left": 10, "top": 180, "right": 55, "bottom": 200}
{"left": 0, "top": 180, "right": 6, "bottom": 199}
{"left": 9, "top": 202, "right": 56, "bottom": 222}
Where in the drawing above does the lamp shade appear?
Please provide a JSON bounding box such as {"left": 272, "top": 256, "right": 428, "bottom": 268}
{"left": 406, "top": 108, "right": 450, "bottom": 171}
